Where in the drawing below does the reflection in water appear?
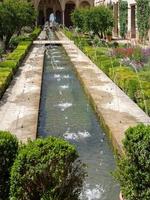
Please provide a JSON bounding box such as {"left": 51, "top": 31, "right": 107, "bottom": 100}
{"left": 38, "top": 44, "right": 119, "bottom": 199}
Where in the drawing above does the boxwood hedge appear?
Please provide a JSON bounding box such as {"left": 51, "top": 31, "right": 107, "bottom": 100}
{"left": 10, "top": 136, "right": 85, "bottom": 200}
{"left": 114, "top": 124, "right": 150, "bottom": 200}
{"left": 0, "top": 131, "right": 18, "bottom": 200}
{"left": 0, "top": 28, "right": 41, "bottom": 99}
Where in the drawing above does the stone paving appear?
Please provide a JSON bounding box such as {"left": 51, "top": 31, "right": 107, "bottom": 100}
{"left": 0, "top": 44, "right": 44, "bottom": 142}
{"left": 56, "top": 31, "right": 150, "bottom": 153}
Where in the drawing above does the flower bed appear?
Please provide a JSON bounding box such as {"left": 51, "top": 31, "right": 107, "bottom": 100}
{"left": 0, "top": 28, "right": 41, "bottom": 99}
{"left": 63, "top": 29, "right": 150, "bottom": 115}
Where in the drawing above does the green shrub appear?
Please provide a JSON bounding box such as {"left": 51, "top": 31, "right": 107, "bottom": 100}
{"left": 10, "top": 136, "right": 86, "bottom": 200}
{"left": 0, "top": 131, "right": 18, "bottom": 200}
{"left": 109, "top": 67, "right": 135, "bottom": 88}
{"left": 139, "top": 70, "right": 150, "bottom": 82}
{"left": 29, "top": 27, "right": 41, "bottom": 40}
{"left": 132, "top": 46, "right": 143, "bottom": 62}
{"left": 0, "top": 48, "right": 4, "bottom": 58}
{"left": 98, "top": 59, "right": 120, "bottom": 75}
{"left": 7, "top": 50, "right": 25, "bottom": 62}
{"left": 72, "top": 6, "right": 113, "bottom": 37}
{"left": 0, "top": 28, "right": 39, "bottom": 100}
{"left": 71, "top": 8, "right": 87, "bottom": 31}
{"left": 114, "top": 124, "right": 150, "bottom": 200}
{"left": 16, "top": 41, "right": 32, "bottom": 51}
{"left": 136, "top": 0, "right": 150, "bottom": 41}
{"left": 9, "top": 35, "right": 31, "bottom": 49}
{"left": 0, "top": 60, "right": 17, "bottom": 70}
{"left": 63, "top": 30, "right": 150, "bottom": 115}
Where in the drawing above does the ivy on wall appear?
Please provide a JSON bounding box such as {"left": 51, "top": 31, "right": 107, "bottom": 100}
{"left": 136, "top": 0, "right": 150, "bottom": 41}
{"left": 119, "top": 0, "right": 128, "bottom": 38}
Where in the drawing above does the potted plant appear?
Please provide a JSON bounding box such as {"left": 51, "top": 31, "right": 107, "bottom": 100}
{"left": 106, "top": 27, "right": 112, "bottom": 42}
{"left": 114, "top": 124, "right": 150, "bottom": 200}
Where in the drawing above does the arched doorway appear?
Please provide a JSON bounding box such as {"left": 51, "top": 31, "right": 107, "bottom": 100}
{"left": 79, "top": 1, "right": 90, "bottom": 8}
{"left": 37, "top": 0, "right": 62, "bottom": 25}
{"left": 38, "top": 10, "right": 44, "bottom": 25}
{"left": 56, "top": 10, "right": 62, "bottom": 24}
{"left": 65, "top": 2, "right": 76, "bottom": 27}
{"left": 46, "top": 8, "right": 53, "bottom": 21}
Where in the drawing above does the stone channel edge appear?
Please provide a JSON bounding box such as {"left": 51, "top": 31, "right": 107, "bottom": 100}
{"left": 56, "top": 31, "right": 150, "bottom": 154}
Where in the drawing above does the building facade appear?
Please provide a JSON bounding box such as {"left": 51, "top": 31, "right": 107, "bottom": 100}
{"left": 95, "top": 0, "right": 150, "bottom": 42}
{"left": 33, "top": 0, "right": 94, "bottom": 26}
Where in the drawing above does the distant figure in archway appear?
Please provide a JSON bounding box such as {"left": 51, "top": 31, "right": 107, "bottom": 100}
{"left": 49, "top": 12, "right": 56, "bottom": 30}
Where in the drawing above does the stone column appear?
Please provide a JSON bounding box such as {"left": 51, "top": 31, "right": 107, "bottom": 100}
{"left": 62, "top": 10, "right": 65, "bottom": 26}
{"left": 127, "top": 3, "right": 131, "bottom": 39}
{"left": 76, "top": 0, "right": 80, "bottom": 8}
{"left": 60, "top": 0, "right": 65, "bottom": 27}
{"left": 118, "top": 1, "right": 121, "bottom": 38}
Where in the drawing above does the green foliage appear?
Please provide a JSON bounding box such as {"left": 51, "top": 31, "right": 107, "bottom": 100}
{"left": 29, "top": 27, "right": 41, "bottom": 40}
{"left": 9, "top": 27, "right": 40, "bottom": 50}
{"left": 0, "top": 28, "right": 39, "bottom": 99}
{"left": 71, "top": 9, "right": 87, "bottom": 31}
{"left": 136, "top": 0, "right": 150, "bottom": 41}
{"left": 71, "top": 6, "right": 113, "bottom": 37}
{"left": 0, "top": 131, "right": 18, "bottom": 200}
{"left": 9, "top": 35, "right": 31, "bottom": 49}
{"left": 0, "top": 48, "right": 4, "bottom": 58}
{"left": 0, "top": 0, "right": 36, "bottom": 50}
{"left": 0, "top": 60, "right": 17, "bottom": 71}
{"left": 114, "top": 124, "right": 150, "bottom": 200}
{"left": 10, "top": 136, "right": 86, "bottom": 200}
{"left": 119, "top": 0, "right": 128, "bottom": 38}
{"left": 63, "top": 30, "right": 150, "bottom": 115}
{"left": 132, "top": 46, "right": 143, "bottom": 62}
{"left": 7, "top": 50, "right": 26, "bottom": 63}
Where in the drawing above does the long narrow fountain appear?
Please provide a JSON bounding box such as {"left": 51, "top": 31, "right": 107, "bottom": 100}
{"left": 38, "top": 31, "right": 119, "bottom": 200}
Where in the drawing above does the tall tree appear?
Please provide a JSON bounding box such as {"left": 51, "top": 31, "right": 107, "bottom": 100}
{"left": 0, "top": 0, "right": 36, "bottom": 50}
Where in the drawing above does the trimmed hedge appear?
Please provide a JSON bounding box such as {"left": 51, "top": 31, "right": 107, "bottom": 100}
{"left": 0, "top": 131, "right": 18, "bottom": 200}
{"left": 10, "top": 136, "right": 85, "bottom": 200}
{"left": 29, "top": 27, "right": 41, "bottom": 40}
{"left": 0, "top": 28, "right": 41, "bottom": 99}
{"left": 114, "top": 124, "right": 150, "bottom": 200}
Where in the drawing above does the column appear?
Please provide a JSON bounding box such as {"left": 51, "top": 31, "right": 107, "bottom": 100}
{"left": 113, "top": 2, "right": 119, "bottom": 37}
{"left": 60, "top": 0, "right": 65, "bottom": 27}
{"left": 62, "top": 10, "right": 65, "bottom": 27}
{"left": 76, "top": 0, "right": 80, "bottom": 8}
{"left": 127, "top": 3, "right": 131, "bottom": 39}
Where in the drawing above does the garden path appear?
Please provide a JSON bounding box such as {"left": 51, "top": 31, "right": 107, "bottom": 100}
{"left": 0, "top": 44, "right": 44, "bottom": 142}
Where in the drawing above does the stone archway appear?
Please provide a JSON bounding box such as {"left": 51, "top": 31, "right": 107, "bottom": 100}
{"left": 65, "top": 1, "right": 76, "bottom": 27}
{"left": 38, "top": 10, "right": 44, "bottom": 25}
{"left": 56, "top": 10, "right": 62, "bottom": 24}
{"left": 37, "top": 0, "right": 62, "bottom": 25}
{"left": 46, "top": 7, "right": 53, "bottom": 21}
{"left": 79, "top": 1, "right": 90, "bottom": 8}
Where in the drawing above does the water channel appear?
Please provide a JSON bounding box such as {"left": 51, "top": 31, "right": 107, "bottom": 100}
{"left": 38, "top": 32, "right": 119, "bottom": 200}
